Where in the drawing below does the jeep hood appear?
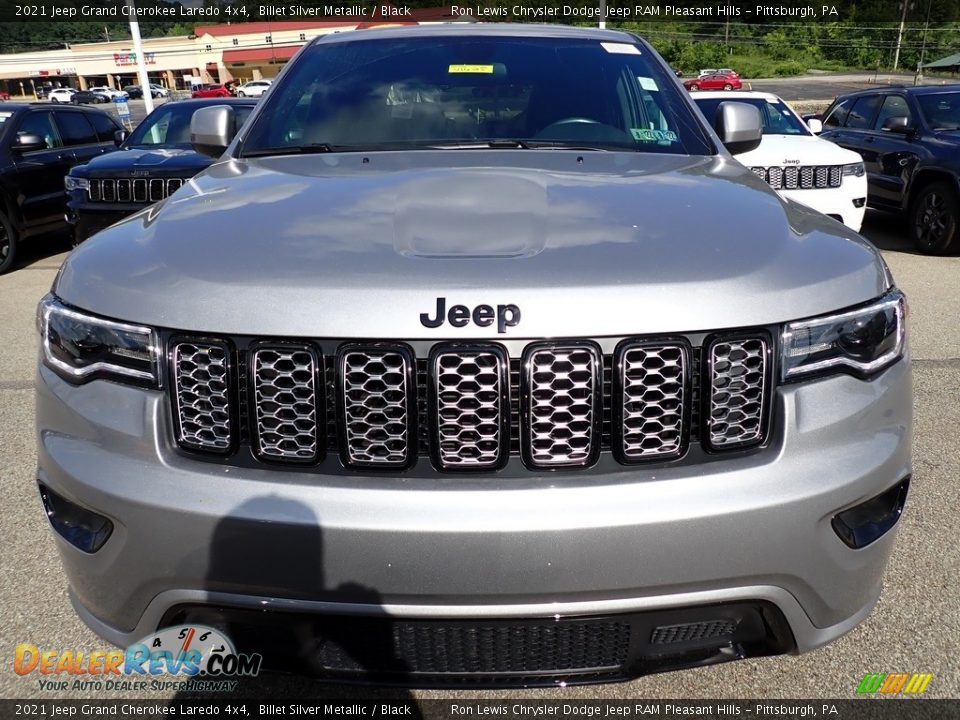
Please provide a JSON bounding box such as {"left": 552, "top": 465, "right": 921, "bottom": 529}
{"left": 72, "top": 146, "right": 212, "bottom": 176}
{"left": 57, "top": 151, "right": 890, "bottom": 338}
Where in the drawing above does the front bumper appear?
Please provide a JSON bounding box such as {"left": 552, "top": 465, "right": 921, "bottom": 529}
{"left": 779, "top": 176, "right": 868, "bottom": 232}
{"left": 66, "top": 197, "right": 144, "bottom": 244}
{"left": 35, "top": 356, "right": 911, "bottom": 682}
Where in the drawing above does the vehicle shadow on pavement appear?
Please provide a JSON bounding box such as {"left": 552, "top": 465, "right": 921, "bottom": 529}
{"left": 11, "top": 230, "right": 72, "bottom": 272}
{"left": 859, "top": 210, "right": 930, "bottom": 255}
{"left": 171, "top": 495, "right": 417, "bottom": 703}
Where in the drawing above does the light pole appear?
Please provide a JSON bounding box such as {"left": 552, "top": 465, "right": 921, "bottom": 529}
{"left": 126, "top": 0, "right": 154, "bottom": 114}
{"left": 599, "top": 0, "right": 606, "bottom": 29}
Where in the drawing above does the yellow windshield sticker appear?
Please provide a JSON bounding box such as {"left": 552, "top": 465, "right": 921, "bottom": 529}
{"left": 448, "top": 64, "right": 495, "bottom": 74}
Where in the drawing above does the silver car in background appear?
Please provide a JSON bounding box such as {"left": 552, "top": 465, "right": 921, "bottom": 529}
{"left": 36, "top": 24, "right": 911, "bottom": 686}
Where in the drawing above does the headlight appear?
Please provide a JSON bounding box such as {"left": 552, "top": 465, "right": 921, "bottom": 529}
{"left": 64, "top": 176, "right": 89, "bottom": 192}
{"left": 842, "top": 162, "right": 865, "bottom": 177}
{"left": 38, "top": 295, "right": 160, "bottom": 388}
{"left": 781, "top": 290, "right": 905, "bottom": 382}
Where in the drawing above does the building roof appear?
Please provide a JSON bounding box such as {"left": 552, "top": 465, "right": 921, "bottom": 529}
{"left": 922, "top": 52, "right": 960, "bottom": 70}
{"left": 222, "top": 45, "right": 302, "bottom": 63}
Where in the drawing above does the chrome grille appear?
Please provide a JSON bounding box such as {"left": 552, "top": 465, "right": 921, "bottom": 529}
{"left": 430, "top": 346, "right": 508, "bottom": 470}
{"left": 337, "top": 345, "right": 414, "bottom": 468}
{"left": 172, "top": 341, "right": 233, "bottom": 452}
{"left": 170, "top": 334, "right": 773, "bottom": 469}
{"left": 251, "top": 345, "right": 322, "bottom": 462}
{"left": 616, "top": 342, "right": 687, "bottom": 461}
{"left": 87, "top": 177, "right": 184, "bottom": 203}
{"left": 706, "top": 336, "right": 769, "bottom": 449}
{"left": 750, "top": 165, "right": 843, "bottom": 191}
{"left": 522, "top": 344, "right": 601, "bottom": 468}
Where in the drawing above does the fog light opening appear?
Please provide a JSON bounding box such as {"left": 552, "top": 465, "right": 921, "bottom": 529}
{"left": 38, "top": 483, "right": 113, "bottom": 553}
{"left": 853, "top": 198, "right": 866, "bottom": 208}
{"left": 832, "top": 476, "right": 909, "bottom": 549}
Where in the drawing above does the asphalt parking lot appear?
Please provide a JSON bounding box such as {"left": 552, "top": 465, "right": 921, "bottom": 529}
{"left": 1, "top": 209, "right": 957, "bottom": 701}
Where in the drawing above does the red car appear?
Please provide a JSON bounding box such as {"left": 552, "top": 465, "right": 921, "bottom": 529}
{"left": 0, "top": 91, "right": 10, "bottom": 101}
{"left": 684, "top": 74, "right": 742, "bottom": 92}
{"left": 191, "top": 84, "right": 231, "bottom": 99}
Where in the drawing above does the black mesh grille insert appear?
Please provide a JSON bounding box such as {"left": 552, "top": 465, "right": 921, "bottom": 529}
{"left": 650, "top": 619, "right": 738, "bottom": 645}
{"left": 316, "top": 619, "right": 631, "bottom": 675}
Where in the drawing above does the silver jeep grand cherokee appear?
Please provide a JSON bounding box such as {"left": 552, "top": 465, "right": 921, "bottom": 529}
{"left": 36, "top": 25, "right": 911, "bottom": 685}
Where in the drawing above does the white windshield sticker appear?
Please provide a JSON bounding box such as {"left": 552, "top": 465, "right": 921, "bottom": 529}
{"left": 637, "top": 76, "right": 659, "bottom": 92}
{"left": 601, "top": 42, "right": 641, "bottom": 55}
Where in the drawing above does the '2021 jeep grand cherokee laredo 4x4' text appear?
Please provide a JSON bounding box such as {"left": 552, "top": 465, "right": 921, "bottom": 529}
{"left": 36, "top": 25, "right": 911, "bottom": 685}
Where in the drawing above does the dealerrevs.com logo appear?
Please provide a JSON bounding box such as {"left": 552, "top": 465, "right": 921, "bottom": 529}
{"left": 14, "top": 625, "right": 262, "bottom": 693}
{"left": 856, "top": 672, "right": 934, "bottom": 695}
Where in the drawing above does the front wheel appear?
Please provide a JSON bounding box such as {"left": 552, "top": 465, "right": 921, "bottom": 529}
{"left": 724, "top": 83, "right": 733, "bottom": 90}
{"left": 50, "top": 97, "right": 59, "bottom": 103}
{"left": 0, "top": 209, "right": 17, "bottom": 275}
{"left": 689, "top": 84, "right": 699, "bottom": 91}
{"left": 238, "top": 91, "right": 246, "bottom": 97}
{"left": 911, "top": 181, "right": 960, "bottom": 255}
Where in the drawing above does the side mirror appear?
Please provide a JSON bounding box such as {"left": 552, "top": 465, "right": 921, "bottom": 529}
{"left": 114, "top": 129, "right": 128, "bottom": 146}
{"left": 190, "top": 105, "right": 236, "bottom": 158}
{"left": 882, "top": 115, "right": 912, "bottom": 134}
{"left": 714, "top": 102, "right": 762, "bottom": 155}
{"left": 11, "top": 133, "right": 47, "bottom": 153}
{"left": 806, "top": 118, "right": 823, "bottom": 134}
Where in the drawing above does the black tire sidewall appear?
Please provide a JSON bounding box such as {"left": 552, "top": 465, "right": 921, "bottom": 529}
{"left": 912, "top": 181, "right": 959, "bottom": 255}
{"left": 0, "top": 209, "right": 17, "bottom": 274}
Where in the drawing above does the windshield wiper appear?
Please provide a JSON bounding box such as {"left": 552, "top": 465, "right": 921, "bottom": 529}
{"left": 241, "top": 143, "right": 335, "bottom": 158}
{"left": 428, "top": 140, "right": 532, "bottom": 149}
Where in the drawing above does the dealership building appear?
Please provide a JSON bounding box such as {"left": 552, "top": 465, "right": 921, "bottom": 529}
{"left": 0, "top": 11, "right": 461, "bottom": 97}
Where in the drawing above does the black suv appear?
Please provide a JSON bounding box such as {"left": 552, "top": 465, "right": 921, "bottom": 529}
{"left": 819, "top": 84, "right": 960, "bottom": 254}
{"left": 67, "top": 98, "right": 256, "bottom": 243}
{"left": 0, "top": 102, "right": 122, "bottom": 273}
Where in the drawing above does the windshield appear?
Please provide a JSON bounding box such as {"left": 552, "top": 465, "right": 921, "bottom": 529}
{"left": 917, "top": 92, "right": 960, "bottom": 130}
{"left": 127, "top": 103, "right": 254, "bottom": 148}
{"left": 693, "top": 97, "right": 809, "bottom": 136}
{"left": 241, "top": 34, "right": 713, "bottom": 155}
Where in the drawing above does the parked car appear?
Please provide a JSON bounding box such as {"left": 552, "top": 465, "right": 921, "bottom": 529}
{"left": 0, "top": 91, "right": 10, "bottom": 101}
{"left": 684, "top": 73, "right": 742, "bottom": 91}
{"left": 0, "top": 103, "right": 121, "bottom": 272}
{"left": 38, "top": 25, "right": 910, "bottom": 685}
{"left": 191, "top": 83, "right": 231, "bottom": 98}
{"left": 236, "top": 79, "right": 273, "bottom": 97}
{"left": 819, "top": 85, "right": 960, "bottom": 254}
{"left": 66, "top": 98, "right": 257, "bottom": 243}
{"left": 692, "top": 91, "right": 867, "bottom": 231}
{"left": 89, "top": 86, "right": 128, "bottom": 100}
{"left": 70, "top": 90, "right": 109, "bottom": 105}
{"left": 122, "top": 85, "right": 144, "bottom": 99}
{"left": 149, "top": 84, "right": 171, "bottom": 98}
{"left": 699, "top": 68, "right": 739, "bottom": 79}
{"left": 47, "top": 88, "right": 76, "bottom": 103}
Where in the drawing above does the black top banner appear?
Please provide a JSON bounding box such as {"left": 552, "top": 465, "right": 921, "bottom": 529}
{"left": 0, "top": 0, "right": 941, "bottom": 24}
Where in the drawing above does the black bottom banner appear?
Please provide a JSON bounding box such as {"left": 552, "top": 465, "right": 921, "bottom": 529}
{"left": 0, "top": 700, "right": 956, "bottom": 720}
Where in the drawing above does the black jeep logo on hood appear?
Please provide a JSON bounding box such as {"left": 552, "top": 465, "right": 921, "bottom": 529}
{"left": 420, "top": 298, "right": 521, "bottom": 334}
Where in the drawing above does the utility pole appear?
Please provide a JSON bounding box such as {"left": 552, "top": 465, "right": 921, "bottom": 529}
{"left": 126, "top": 0, "right": 154, "bottom": 114}
{"left": 892, "top": 0, "right": 912, "bottom": 71}
{"left": 599, "top": 0, "right": 606, "bottom": 29}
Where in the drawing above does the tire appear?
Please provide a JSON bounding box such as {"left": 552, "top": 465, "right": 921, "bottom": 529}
{"left": 238, "top": 91, "right": 246, "bottom": 97}
{"left": 51, "top": 97, "right": 59, "bottom": 103}
{"left": 911, "top": 180, "right": 960, "bottom": 255}
{"left": 724, "top": 83, "right": 733, "bottom": 90}
{"left": 689, "top": 84, "right": 699, "bottom": 91}
{"left": 0, "top": 208, "right": 17, "bottom": 275}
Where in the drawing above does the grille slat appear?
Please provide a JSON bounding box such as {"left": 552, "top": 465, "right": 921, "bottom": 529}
{"left": 750, "top": 165, "right": 843, "bottom": 191}
{"left": 616, "top": 342, "right": 687, "bottom": 462}
{"left": 430, "top": 346, "right": 508, "bottom": 470}
{"left": 522, "top": 344, "right": 602, "bottom": 468}
{"left": 706, "top": 336, "right": 769, "bottom": 449}
{"left": 337, "top": 345, "right": 415, "bottom": 468}
{"left": 171, "top": 335, "right": 773, "bottom": 469}
{"left": 172, "top": 341, "right": 233, "bottom": 453}
{"left": 251, "top": 345, "right": 322, "bottom": 462}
